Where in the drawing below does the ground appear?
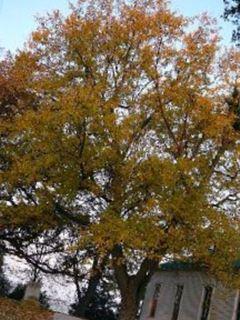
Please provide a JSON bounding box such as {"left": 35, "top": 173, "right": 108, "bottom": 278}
{"left": 0, "top": 297, "right": 53, "bottom": 320}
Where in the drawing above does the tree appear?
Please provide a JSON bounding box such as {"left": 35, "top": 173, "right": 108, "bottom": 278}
{"left": 70, "top": 278, "right": 118, "bottom": 320}
{"left": 226, "top": 86, "right": 240, "bottom": 130}
{"left": 223, "top": 0, "right": 240, "bottom": 44}
{"left": 1, "top": 1, "right": 240, "bottom": 319}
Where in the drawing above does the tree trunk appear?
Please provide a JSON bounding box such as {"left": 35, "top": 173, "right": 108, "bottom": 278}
{"left": 72, "top": 254, "right": 107, "bottom": 318}
{"left": 113, "top": 245, "right": 159, "bottom": 320}
{"left": 119, "top": 288, "right": 138, "bottom": 320}
{"left": 74, "top": 271, "right": 101, "bottom": 317}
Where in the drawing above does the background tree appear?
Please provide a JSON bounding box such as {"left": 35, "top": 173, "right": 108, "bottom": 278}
{"left": 226, "top": 86, "right": 240, "bottom": 130}
{"left": 70, "top": 277, "right": 118, "bottom": 320}
{"left": 223, "top": 0, "right": 240, "bottom": 44}
{"left": 1, "top": 1, "right": 240, "bottom": 319}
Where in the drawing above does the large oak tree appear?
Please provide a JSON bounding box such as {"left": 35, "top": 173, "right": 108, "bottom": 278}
{"left": 1, "top": 1, "right": 240, "bottom": 319}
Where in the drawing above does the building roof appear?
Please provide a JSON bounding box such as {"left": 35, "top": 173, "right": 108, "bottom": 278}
{"left": 159, "top": 260, "right": 240, "bottom": 272}
{"left": 159, "top": 261, "right": 207, "bottom": 272}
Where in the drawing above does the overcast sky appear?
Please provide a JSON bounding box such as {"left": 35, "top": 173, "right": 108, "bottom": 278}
{"left": 0, "top": 0, "right": 234, "bottom": 52}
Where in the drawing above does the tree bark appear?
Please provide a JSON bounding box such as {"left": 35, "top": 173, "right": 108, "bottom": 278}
{"left": 73, "top": 254, "right": 107, "bottom": 318}
{"left": 74, "top": 272, "right": 100, "bottom": 317}
{"left": 118, "top": 285, "right": 138, "bottom": 320}
{"left": 113, "top": 245, "right": 159, "bottom": 320}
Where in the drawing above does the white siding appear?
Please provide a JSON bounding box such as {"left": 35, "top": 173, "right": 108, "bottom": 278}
{"left": 140, "top": 271, "right": 238, "bottom": 320}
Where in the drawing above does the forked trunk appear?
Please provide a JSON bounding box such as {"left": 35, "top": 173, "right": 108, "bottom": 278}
{"left": 113, "top": 246, "right": 159, "bottom": 320}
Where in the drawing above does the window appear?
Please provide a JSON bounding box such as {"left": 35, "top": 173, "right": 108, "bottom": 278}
{"left": 200, "top": 286, "right": 213, "bottom": 320}
{"left": 149, "top": 284, "right": 161, "bottom": 318}
{"left": 171, "top": 285, "right": 184, "bottom": 320}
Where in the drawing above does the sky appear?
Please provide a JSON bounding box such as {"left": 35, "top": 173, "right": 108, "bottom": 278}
{"left": 0, "top": 0, "right": 234, "bottom": 53}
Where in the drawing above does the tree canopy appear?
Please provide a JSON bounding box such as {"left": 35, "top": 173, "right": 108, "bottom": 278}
{"left": 0, "top": 1, "right": 240, "bottom": 319}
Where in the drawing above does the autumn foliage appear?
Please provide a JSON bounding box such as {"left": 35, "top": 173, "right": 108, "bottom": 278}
{"left": 0, "top": 1, "right": 240, "bottom": 319}
{"left": 0, "top": 298, "right": 53, "bottom": 320}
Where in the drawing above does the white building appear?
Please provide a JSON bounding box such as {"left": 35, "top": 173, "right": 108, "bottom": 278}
{"left": 140, "top": 262, "right": 240, "bottom": 320}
